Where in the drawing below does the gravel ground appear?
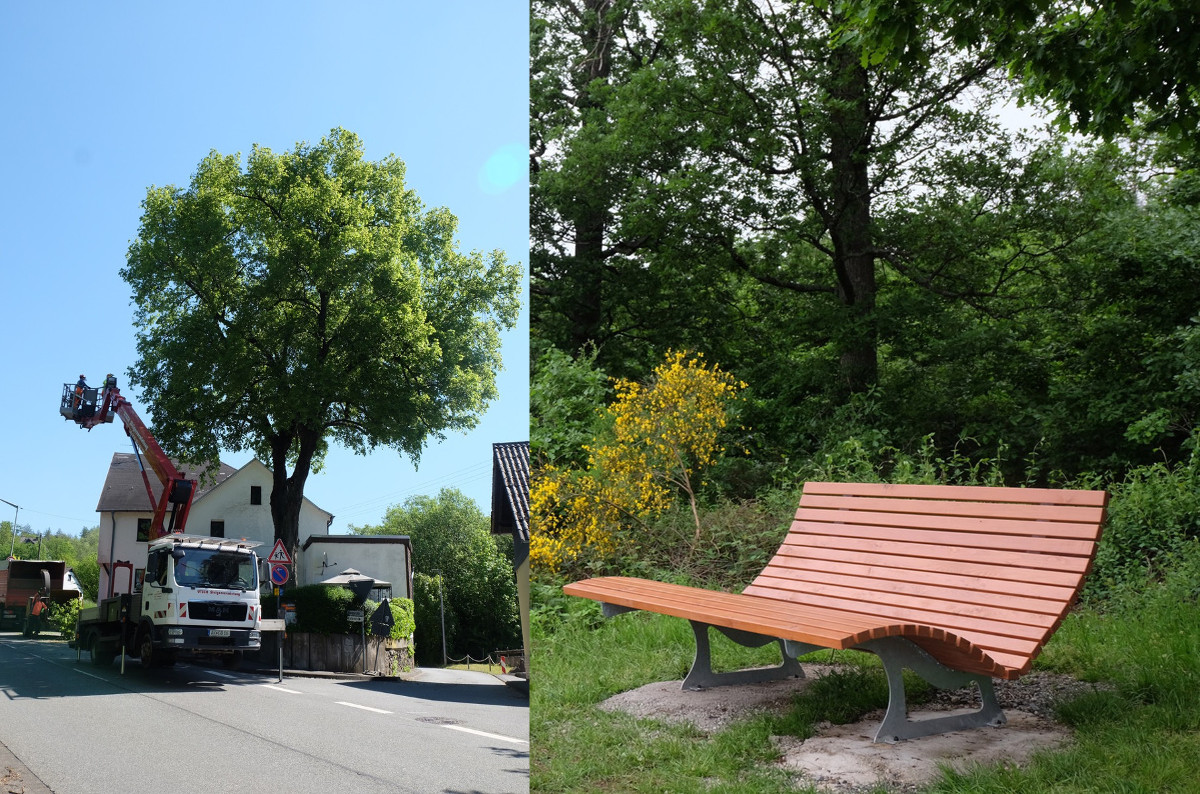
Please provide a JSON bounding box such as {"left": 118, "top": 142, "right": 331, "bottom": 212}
{"left": 926, "top": 669, "right": 1115, "bottom": 721}
{"left": 598, "top": 663, "right": 1111, "bottom": 793}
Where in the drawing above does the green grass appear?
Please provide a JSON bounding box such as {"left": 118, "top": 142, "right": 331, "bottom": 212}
{"left": 532, "top": 543, "right": 1200, "bottom": 792}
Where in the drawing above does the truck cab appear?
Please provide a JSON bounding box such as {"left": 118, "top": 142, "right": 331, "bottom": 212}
{"left": 137, "top": 535, "right": 262, "bottom": 666}
{"left": 76, "top": 535, "right": 263, "bottom": 669}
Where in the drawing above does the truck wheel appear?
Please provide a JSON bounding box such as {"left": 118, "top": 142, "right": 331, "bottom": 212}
{"left": 138, "top": 631, "right": 159, "bottom": 669}
{"left": 88, "top": 635, "right": 113, "bottom": 667}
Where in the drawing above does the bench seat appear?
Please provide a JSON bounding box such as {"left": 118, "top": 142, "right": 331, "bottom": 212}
{"left": 564, "top": 481, "right": 1108, "bottom": 741}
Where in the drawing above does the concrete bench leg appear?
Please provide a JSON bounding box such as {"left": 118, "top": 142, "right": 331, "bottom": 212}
{"left": 858, "top": 637, "right": 1007, "bottom": 743}
{"left": 681, "top": 621, "right": 805, "bottom": 690}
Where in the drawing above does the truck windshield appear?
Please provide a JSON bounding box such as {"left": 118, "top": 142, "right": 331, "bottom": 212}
{"left": 173, "top": 549, "right": 257, "bottom": 591}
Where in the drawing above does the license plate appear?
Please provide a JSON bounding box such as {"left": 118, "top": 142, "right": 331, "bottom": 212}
{"left": 208, "top": 629, "right": 231, "bottom": 637}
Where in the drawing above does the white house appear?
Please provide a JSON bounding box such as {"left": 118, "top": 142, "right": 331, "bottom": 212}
{"left": 94, "top": 453, "right": 336, "bottom": 598}
{"left": 94, "top": 453, "right": 417, "bottom": 605}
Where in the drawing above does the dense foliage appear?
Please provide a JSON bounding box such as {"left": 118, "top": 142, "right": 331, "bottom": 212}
{"left": 533, "top": 351, "right": 745, "bottom": 573}
{"left": 532, "top": 0, "right": 1200, "bottom": 523}
{"left": 351, "top": 488, "right": 521, "bottom": 664}
{"left": 122, "top": 127, "right": 522, "bottom": 554}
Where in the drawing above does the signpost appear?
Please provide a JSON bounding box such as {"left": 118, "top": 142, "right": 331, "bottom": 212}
{"left": 263, "top": 542, "right": 293, "bottom": 682}
{"left": 267, "top": 539, "right": 292, "bottom": 565}
{"left": 347, "top": 609, "right": 366, "bottom": 673}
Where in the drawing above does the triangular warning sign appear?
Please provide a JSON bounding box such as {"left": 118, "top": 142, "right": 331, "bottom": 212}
{"left": 267, "top": 539, "right": 292, "bottom": 565}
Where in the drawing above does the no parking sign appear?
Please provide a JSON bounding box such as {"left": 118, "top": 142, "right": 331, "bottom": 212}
{"left": 270, "top": 564, "right": 290, "bottom": 586}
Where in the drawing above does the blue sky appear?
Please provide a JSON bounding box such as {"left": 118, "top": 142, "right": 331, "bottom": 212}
{"left": 0, "top": 2, "right": 529, "bottom": 538}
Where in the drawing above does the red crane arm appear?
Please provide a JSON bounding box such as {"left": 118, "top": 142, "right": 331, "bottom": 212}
{"left": 62, "top": 380, "right": 195, "bottom": 540}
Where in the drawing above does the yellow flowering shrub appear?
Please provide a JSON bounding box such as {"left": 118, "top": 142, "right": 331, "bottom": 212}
{"left": 531, "top": 350, "right": 745, "bottom": 577}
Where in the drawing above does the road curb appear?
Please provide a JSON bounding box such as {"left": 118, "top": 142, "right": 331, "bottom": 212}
{"left": 0, "top": 738, "right": 53, "bottom": 794}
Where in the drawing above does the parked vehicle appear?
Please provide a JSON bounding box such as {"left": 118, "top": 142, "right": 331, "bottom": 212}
{"left": 0, "top": 559, "right": 84, "bottom": 635}
{"left": 73, "top": 534, "right": 262, "bottom": 668}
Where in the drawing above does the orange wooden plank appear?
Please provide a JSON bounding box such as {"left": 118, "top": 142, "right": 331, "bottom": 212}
{"left": 798, "top": 494, "right": 1105, "bottom": 537}
{"left": 778, "top": 534, "right": 1094, "bottom": 574}
{"left": 744, "top": 577, "right": 1056, "bottom": 635}
{"left": 745, "top": 585, "right": 1050, "bottom": 652}
{"left": 792, "top": 510, "right": 1099, "bottom": 546}
{"left": 567, "top": 576, "right": 1026, "bottom": 677}
{"left": 801, "top": 481, "right": 1108, "bottom": 507}
{"left": 768, "top": 544, "right": 1087, "bottom": 589}
{"left": 761, "top": 550, "right": 1080, "bottom": 601}
{"left": 790, "top": 519, "right": 1096, "bottom": 556}
{"left": 750, "top": 565, "right": 1071, "bottom": 615}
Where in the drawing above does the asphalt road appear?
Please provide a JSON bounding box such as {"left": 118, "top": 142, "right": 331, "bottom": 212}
{"left": 0, "top": 633, "right": 528, "bottom": 793}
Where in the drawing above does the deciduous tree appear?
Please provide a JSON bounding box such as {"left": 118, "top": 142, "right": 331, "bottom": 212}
{"left": 123, "top": 128, "right": 522, "bottom": 554}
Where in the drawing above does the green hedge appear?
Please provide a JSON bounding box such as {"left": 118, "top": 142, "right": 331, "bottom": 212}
{"left": 264, "top": 585, "right": 415, "bottom": 639}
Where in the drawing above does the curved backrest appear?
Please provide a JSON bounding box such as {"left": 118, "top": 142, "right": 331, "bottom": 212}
{"left": 742, "top": 482, "right": 1107, "bottom": 675}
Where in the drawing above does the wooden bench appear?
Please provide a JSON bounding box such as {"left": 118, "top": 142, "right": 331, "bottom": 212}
{"left": 564, "top": 481, "right": 1108, "bottom": 742}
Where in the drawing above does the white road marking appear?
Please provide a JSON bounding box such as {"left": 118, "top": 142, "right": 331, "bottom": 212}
{"left": 262, "top": 684, "right": 303, "bottom": 694}
{"left": 443, "top": 725, "right": 528, "bottom": 745}
{"left": 73, "top": 669, "right": 108, "bottom": 682}
{"left": 336, "top": 701, "right": 393, "bottom": 714}
{"left": 208, "top": 670, "right": 239, "bottom": 679}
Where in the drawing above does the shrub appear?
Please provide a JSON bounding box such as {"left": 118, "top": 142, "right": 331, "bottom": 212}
{"left": 46, "top": 599, "right": 83, "bottom": 640}
{"left": 532, "top": 350, "right": 745, "bottom": 577}
{"left": 282, "top": 585, "right": 357, "bottom": 635}
{"left": 364, "top": 597, "right": 416, "bottom": 642}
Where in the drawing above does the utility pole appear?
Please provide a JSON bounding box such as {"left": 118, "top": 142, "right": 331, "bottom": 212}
{"left": 2, "top": 499, "right": 19, "bottom": 558}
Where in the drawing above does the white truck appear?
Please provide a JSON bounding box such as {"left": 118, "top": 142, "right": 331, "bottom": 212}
{"left": 74, "top": 534, "right": 263, "bottom": 668}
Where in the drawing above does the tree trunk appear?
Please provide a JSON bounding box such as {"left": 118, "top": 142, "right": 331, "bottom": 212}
{"left": 268, "top": 428, "right": 320, "bottom": 557}
{"left": 567, "top": 0, "right": 615, "bottom": 353}
{"left": 826, "top": 42, "right": 878, "bottom": 394}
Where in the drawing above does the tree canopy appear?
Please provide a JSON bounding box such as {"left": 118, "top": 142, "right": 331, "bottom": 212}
{"left": 531, "top": 0, "right": 1200, "bottom": 493}
{"left": 122, "top": 128, "right": 522, "bottom": 553}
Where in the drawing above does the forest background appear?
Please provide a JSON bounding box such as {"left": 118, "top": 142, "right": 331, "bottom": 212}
{"left": 530, "top": 0, "right": 1200, "bottom": 592}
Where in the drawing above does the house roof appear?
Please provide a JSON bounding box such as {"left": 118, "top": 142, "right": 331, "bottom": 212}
{"left": 301, "top": 535, "right": 412, "bottom": 550}
{"left": 95, "top": 452, "right": 237, "bottom": 512}
{"left": 95, "top": 454, "right": 332, "bottom": 522}
{"left": 490, "top": 441, "right": 529, "bottom": 543}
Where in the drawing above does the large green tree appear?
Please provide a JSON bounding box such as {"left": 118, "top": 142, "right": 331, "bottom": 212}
{"left": 123, "top": 128, "right": 522, "bottom": 554}
{"left": 351, "top": 488, "right": 519, "bottom": 664}
{"left": 833, "top": 0, "right": 1200, "bottom": 149}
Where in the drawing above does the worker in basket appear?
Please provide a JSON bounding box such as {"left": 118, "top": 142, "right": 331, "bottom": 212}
{"left": 72, "top": 374, "right": 87, "bottom": 410}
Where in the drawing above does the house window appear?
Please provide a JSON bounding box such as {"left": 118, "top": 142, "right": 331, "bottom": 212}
{"left": 251, "top": 485, "right": 262, "bottom": 506}
{"left": 136, "top": 518, "right": 151, "bottom": 543}
{"left": 211, "top": 520, "right": 225, "bottom": 538}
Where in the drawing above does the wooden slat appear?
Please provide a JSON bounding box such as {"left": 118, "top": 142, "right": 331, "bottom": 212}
{"left": 565, "top": 576, "right": 1018, "bottom": 676}
{"left": 794, "top": 509, "right": 1101, "bottom": 546}
{"left": 762, "top": 550, "right": 1079, "bottom": 601}
{"left": 751, "top": 565, "right": 1070, "bottom": 615}
{"left": 800, "top": 481, "right": 1108, "bottom": 507}
{"left": 769, "top": 544, "right": 1087, "bottom": 589}
{"left": 790, "top": 519, "right": 1096, "bottom": 557}
{"left": 745, "top": 585, "right": 1048, "bottom": 656}
{"left": 799, "top": 492, "right": 1106, "bottom": 527}
{"left": 744, "top": 579, "right": 1053, "bottom": 640}
{"left": 564, "top": 577, "right": 881, "bottom": 645}
{"left": 778, "top": 534, "right": 1093, "bottom": 574}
